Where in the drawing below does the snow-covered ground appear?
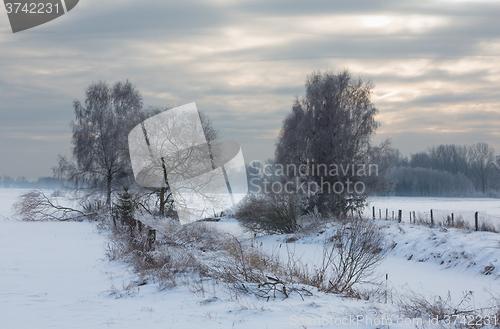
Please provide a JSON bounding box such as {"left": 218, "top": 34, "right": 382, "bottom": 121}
{"left": 1, "top": 189, "right": 500, "bottom": 328}
{"left": 366, "top": 196, "right": 500, "bottom": 228}
{"left": 0, "top": 189, "right": 317, "bottom": 328}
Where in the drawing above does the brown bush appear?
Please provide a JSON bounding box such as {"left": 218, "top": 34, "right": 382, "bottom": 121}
{"left": 317, "top": 217, "right": 388, "bottom": 294}
{"left": 235, "top": 193, "right": 300, "bottom": 234}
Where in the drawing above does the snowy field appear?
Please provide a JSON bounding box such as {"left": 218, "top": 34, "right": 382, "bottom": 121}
{"left": 367, "top": 196, "right": 500, "bottom": 228}
{"left": 367, "top": 197, "right": 500, "bottom": 216}
{"left": 1, "top": 189, "right": 500, "bottom": 328}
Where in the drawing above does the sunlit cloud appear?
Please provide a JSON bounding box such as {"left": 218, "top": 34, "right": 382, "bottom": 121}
{"left": 302, "top": 15, "right": 449, "bottom": 35}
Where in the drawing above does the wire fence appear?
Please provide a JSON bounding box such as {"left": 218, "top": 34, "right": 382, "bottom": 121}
{"left": 368, "top": 206, "right": 500, "bottom": 233}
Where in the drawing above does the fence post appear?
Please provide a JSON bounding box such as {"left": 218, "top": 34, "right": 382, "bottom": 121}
{"left": 129, "top": 218, "right": 135, "bottom": 236}
{"left": 373, "top": 206, "right": 375, "bottom": 220}
{"left": 475, "top": 212, "right": 479, "bottom": 231}
{"left": 409, "top": 211, "right": 412, "bottom": 224}
{"left": 148, "top": 229, "right": 156, "bottom": 249}
{"left": 398, "top": 210, "right": 402, "bottom": 223}
{"left": 113, "top": 209, "right": 118, "bottom": 227}
{"left": 379, "top": 209, "right": 381, "bottom": 219}
{"left": 413, "top": 211, "right": 416, "bottom": 223}
{"left": 451, "top": 213, "right": 454, "bottom": 227}
{"left": 430, "top": 209, "right": 434, "bottom": 227}
{"left": 392, "top": 211, "right": 394, "bottom": 220}
{"left": 386, "top": 209, "right": 388, "bottom": 220}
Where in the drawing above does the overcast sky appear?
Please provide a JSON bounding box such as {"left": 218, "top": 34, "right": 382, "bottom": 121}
{"left": 1, "top": 0, "right": 500, "bottom": 179}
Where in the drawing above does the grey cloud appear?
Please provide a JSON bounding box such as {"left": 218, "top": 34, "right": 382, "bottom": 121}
{"left": 231, "top": 0, "right": 421, "bottom": 17}
{"left": 1, "top": 0, "right": 500, "bottom": 179}
{"left": 232, "top": 0, "right": 500, "bottom": 20}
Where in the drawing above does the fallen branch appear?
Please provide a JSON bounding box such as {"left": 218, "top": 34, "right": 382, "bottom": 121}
{"left": 14, "top": 190, "right": 96, "bottom": 221}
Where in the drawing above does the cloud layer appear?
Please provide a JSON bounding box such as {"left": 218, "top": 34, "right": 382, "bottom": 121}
{"left": 1, "top": 0, "right": 500, "bottom": 178}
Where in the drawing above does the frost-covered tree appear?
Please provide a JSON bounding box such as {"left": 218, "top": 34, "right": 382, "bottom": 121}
{"left": 54, "top": 80, "right": 220, "bottom": 217}
{"left": 275, "top": 69, "right": 390, "bottom": 215}
{"left": 55, "top": 80, "right": 143, "bottom": 205}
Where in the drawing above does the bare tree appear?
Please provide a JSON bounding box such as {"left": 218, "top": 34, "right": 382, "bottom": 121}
{"left": 55, "top": 80, "right": 143, "bottom": 206}
{"left": 53, "top": 82, "right": 222, "bottom": 219}
{"left": 139, "top": 106, "right": 221, "bottom": 218}
{"left": 421, "top": 144, "right": 470, "bottom": 176}
{"left": 387, "top": 166, "right": 474, "bottom": 197}
{"left": 468, "top": 142, "right": 495, "bottom": 194}
{"left": 128, "top": 104, "right": 226, "bottom": 221}
{"left": 391, "top": 143, "right": 500, "bottom": 196}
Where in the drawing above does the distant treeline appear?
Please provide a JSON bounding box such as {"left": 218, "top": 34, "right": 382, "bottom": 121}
{"left": 0, "top": 176, "right": 66, "bottom": 189}
{"left": 5, "top": 142, "right": 500, "bottom": 198}
{"left": 388, "top": 143, "right": 500, "bottom": 197}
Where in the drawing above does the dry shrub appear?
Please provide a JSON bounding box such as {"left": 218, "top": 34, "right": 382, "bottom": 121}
{"left": 315, "top": 217, "right": 388, "bottom": 295}
{"left": 173, "top": 222, "right": 225, "bottom": 251}
{"left": 235, "top": 193, "right": 300, "bottom": 234}
{"left": 295, "top": 213, "right": 332, "bottom": 236}
{"left": 452, "top": 216, "right": 472, "bottom": 230}
{"left": 356, "top": 284, "right": 390, "bottom": 302}
{"left": 104, "top": 213, "right": 388, "bottom": 301}
{"left": 150, "top": 246, "right": 205, "bottom": 289}
{"left": 285, "top": 236, "right": 299, "bottom": 243}
{"left": 106, "top": 218, "right": 208, "bottom": 289}
{"left": 479, "top": 221, "right": 499, "bottom": 233}
{"left": 106, "top": 221, "right": 157, "bottom": 265}
{"left": 213, "top": 217, "right": 388, "bottom": 299}
{"left": 411, "top": 212, "right": 499, "bottom": 233}
{"left": 395, "top": 290, "right": 500, "bottom": 327}
{"left": 214, "top": 240, "right": 313, "bottom": 301}
{"left": 105, "top": 239, "right": 128, "bottom": 261}
{"left": 210, "top": 217, "right": 388, "bottom": 299}
{"left": 214, "top": 235, "right": 270, "bottom": 284}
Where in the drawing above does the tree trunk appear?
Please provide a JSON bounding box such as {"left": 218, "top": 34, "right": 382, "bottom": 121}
{"left": 159, "top": 187, "right": 165, "bottom": 217}
{"left": 106, "top": 174, "right": 112, "bottom": 206}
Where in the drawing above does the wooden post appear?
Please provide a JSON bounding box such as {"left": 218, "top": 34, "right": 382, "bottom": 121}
{"left": 386, "top": 209, "right": 388, "bottom": 220}
{"left": 385, "top": 273, "right": 388, "bottom": 304}
{"left": 128, "top": 218, "right": 135, "bottom": 236}
{"left": 430, "top": 209, "right": 434, "bottom": 226}
{"left": 451, "top": 213, "right": 454, "bottom": 227}
{"left": 148, "top": 229, "right": 156, "bottom": 249}
{"left": 398, "top": 210, "right": 402, "bottom": 223}
{"left": 379, "top": 209, "right": 381, "bottom": 219}
{"left": 392, "top": 211, "right": 394, "bottom": 220}
{"left": 413, "top": 211, "right": 416, "bottom": 223}
{"left": 475, "top": 212, "right": 479, "bottom": 231}
{"left": 373, "top": 206, "right": 375, "bottom": 220}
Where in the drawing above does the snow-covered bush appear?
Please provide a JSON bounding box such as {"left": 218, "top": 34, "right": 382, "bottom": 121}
{"left": 235, "top": 193, "right": 300, "bottom": 234}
